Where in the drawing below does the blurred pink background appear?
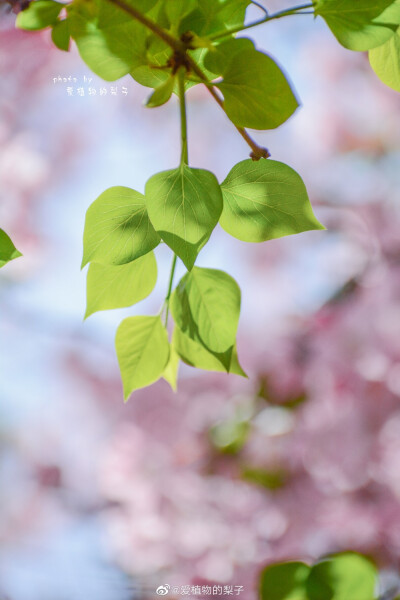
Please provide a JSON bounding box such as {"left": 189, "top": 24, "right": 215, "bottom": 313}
{"left": 1, "top": 1, "right": 400, "bottom": 598}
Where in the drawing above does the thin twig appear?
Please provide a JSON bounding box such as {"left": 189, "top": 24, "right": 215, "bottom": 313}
{"left": 249, "top": 0, "right": 269, "bottom": 17}
{"left": 209, "top": 2, "right": 315, "bottom": 41}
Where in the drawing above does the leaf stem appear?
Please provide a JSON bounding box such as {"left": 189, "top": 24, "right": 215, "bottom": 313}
{"left": 178, "top": 67, "right": 188, "bottom": 166}
{"left": 209, "top": 2, "right": 315, "bottom": 41}
{"left": 164, "top": 67, "right": 188, "bottom": 327}
{"left": 164, "top": 254, "right": 178, "bottom": 326}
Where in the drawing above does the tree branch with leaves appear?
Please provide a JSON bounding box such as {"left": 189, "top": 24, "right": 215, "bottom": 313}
{"left": 8, "top": 0, "right": 400, "bottom": 399}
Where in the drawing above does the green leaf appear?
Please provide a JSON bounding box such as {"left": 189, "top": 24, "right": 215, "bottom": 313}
{"left": 82, "top": 186, "right": 160, "bottom": 268}
{"left": 213, "top": 41, "right": 299, "bottom": 130}
{"left": 68, "top": 5, "right": 148, "bottom": 81}
{"left": 69, "top": 0, "right": 167, "bottom": 84}
{"left": 170, "top": 266, "right": 241, "bottom": 354}
{"left": 0, "top": 229, "right": 22, "bottom": 268}
{"left": 115, "top": 315, "right": 170, "bottom": 399}
{"left": 220, "top": 159, "right": 324, "bottom": 243}
{"left": 259, "top": 562, "right": 311, "bottom": 600}
{"left": 314, "top": 0, "right": 400, "bottom": 51}
{"left": 163, "top": 0, "right": 197, "bottom": 25}
{"left": 306, "top": 553, "right": 377, "bottom": 600}
{"left": 185, "top": 47, "right": 221, "bottom": 87}
{"left": 96, "top": 0, "right": 130, "bottom": 28}
{"left": 204, "top": 37, "right": 254, "bottom": 76}
{"left": 215, "top": 0, "right": 250, "bottom": 32}
{"left": 103, "top": 0, "right": 157, "bottom": 19}
{"left": 87, "top": 0, "right": 158, "bottom": 29}
{"left": 128, "top": 0, "right": 157, "bottom": 12}
{"left": 369, "top": 28, "right": 400, "bottom": 91}
{"left": 16, "top": 0, "right": 64, "bottom": 30}
{"left": 85, "top": 251, "right": 157, "bottom": 318}
{"left": 162, "top": 346, "right": 180, "bottom": 390}
{"left": 146, "top": 75, "right": 175, "bottom": 107}
{"left": 145, "top": 166, "right": 223, "bottom": 270}
{"left": 52, "top": 19, "right": 70, "bottom": 51}
{"left": 131, "top": 65, "right": 171, "bottom": 90}
{"left": 172, "top": 327, "right": 247, "bottom": 377}
{"left": 131, "top": 36, "right": 172, "bottom": 89}
{"left": 179, "top": 0, "right": 250, "bottom": 36}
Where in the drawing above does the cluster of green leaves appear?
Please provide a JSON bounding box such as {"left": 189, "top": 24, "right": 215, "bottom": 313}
{"left": 0, "top": 229, "right": 22, "bottom": 269}
{"left": 80, "top": 158, "right": 322, "bottom": 399}
{"left": 259, "top": 552, "right": 378, "bottom": 600}
{"left": 16, "top": 0, "right": 400, "bottom": 92}
{"left": 14, "top": 0, "right": 400, "bottom": 397}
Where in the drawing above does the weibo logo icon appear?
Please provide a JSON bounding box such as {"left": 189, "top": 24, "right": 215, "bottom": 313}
{"left": 156, "top": 585, "right": 170, "bottom": 596}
